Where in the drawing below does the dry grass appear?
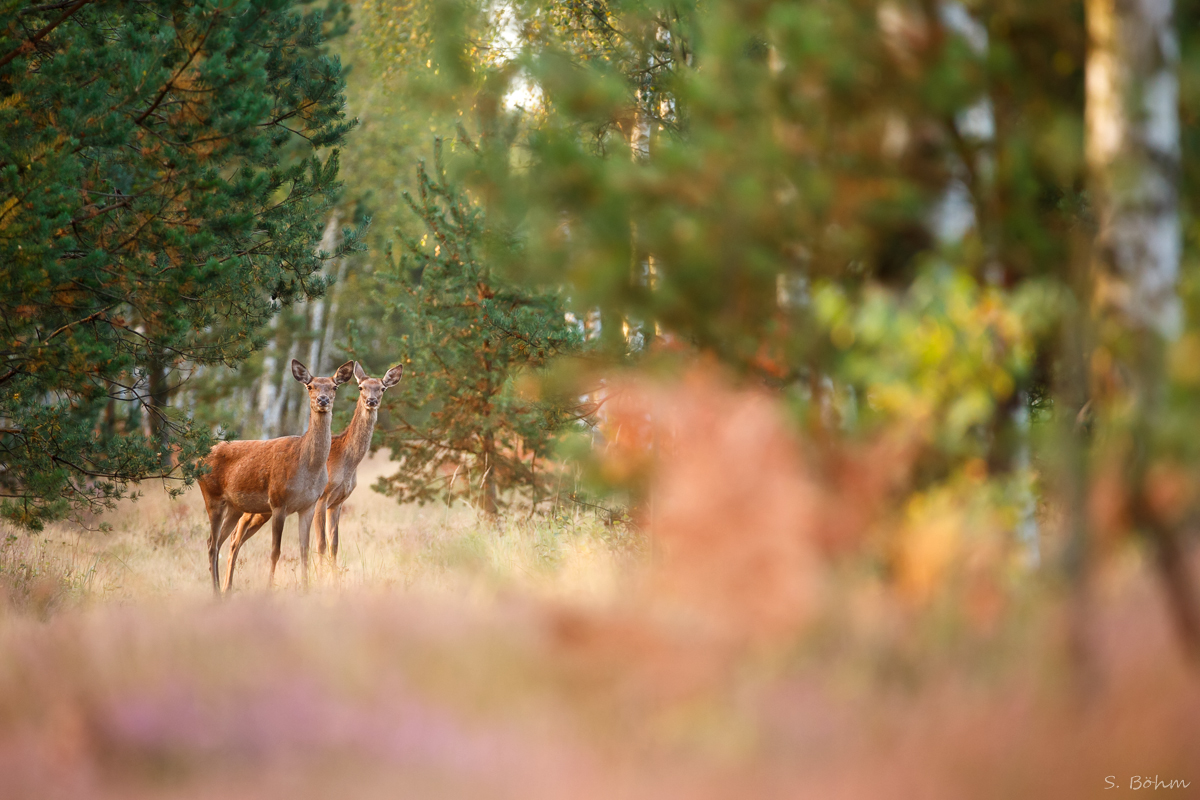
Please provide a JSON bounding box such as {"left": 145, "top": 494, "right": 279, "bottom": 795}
{"left": 0, "top": 452, "right": 627, "bottom": 609}
{"left": 1, "top": 382, "right": 1197, "bottom": 800}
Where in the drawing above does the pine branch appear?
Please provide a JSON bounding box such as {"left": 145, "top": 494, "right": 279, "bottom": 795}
{"left": 0, "top": 0, "right": 97, "bottom": 69}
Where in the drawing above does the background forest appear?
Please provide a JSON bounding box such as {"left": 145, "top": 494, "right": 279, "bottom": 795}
{"left": 2, "top": 0, "right": 1199, "bottom": 797}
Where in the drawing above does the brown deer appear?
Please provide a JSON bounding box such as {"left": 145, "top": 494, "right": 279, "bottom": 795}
{"left": 225, "top": 362, "right": 403, "bottom": 581}
{"left": 199, "top": 359, "right": 355, "bottom": 595}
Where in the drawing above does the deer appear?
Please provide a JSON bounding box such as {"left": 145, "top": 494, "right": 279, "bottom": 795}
{"left": 198, "top": 359, "right": 356, "bottom": 595}
{"left": 223, "top": 361, "right": 403, "bottom": 587}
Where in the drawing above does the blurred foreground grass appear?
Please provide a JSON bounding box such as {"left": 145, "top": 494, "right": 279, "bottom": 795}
{"left": 1, "top": 448, "right": 1197, "bottom": 799}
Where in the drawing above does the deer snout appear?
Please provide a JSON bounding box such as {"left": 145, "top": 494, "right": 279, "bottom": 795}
{"left": 316, "top": 396, "right": 332, "bottom": 410}
{"left": 365, "top": 398, "right": 379, "bottom": 409}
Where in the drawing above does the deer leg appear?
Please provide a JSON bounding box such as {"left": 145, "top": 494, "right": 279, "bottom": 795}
{"left": 223, "top": 514, "right": 251, "bottom": 595}
{"left": 212, "top": 511, "right": 242, "bottom": 596}
{"left": 216, "top": 508, "right": 241, "bottom": 551}
{"left": 206, "top": 502, "right": 226, "bottom": 596}
{"left": 225, "top": 513, "right": 269, "bottom": 594}
{"left": 297, "top": 504, "right": 317, "bottom": 590}
{"left": 314, "top": 496, "right": 329, "bottom": 558}
{"left": 330, "top": 503, "right": 344, "bottom": 566}
{"left": 268, "top": 512, "right": 287, "bottom": 588}
{"left": 229, "top": 512, "right": 270, "bottom": 551}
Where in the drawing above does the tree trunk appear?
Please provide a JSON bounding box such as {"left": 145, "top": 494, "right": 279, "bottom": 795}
{"left": 1059, "top": 231, "right": 1096, "bottom": 688}
{"left": 308, "top": 212, "right": 339, "bottom": 374}
{"left": 1011, "top": 391, "right": 1039, "bottom": 565}
{"left": 102, "top": 386, "right": 119, "bottom": 437}
{"left": 319, "top": 255, "right": 351, "bottom": 374}
{"left": 480, "top": 434, "right": 498, "bottom": 518}
{"left": 307, "top": 296, "right": 326, "bottom": 377}
{"left": 146, "top": 353, "right": 173, "bottom": 469}
{"left": 1086, "top": 0, "right": 1199, "bottom": 662}
{"left": 257, "top": 315, "right": 280, "bottom": 439}
{"left": 276, "top": 336, "right": 301, "bottom": 435}
{"left": 1087, "top": 0, "right": 1182, "bottom": 336}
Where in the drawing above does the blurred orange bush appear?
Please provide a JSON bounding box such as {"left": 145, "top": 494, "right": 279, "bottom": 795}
{"left": 598, "top": 367, "right": 921, "bottom": 642}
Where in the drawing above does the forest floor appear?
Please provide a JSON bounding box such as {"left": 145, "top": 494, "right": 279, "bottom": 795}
{"left": 0, "top": 454, "right": 1197, "bottom": 800}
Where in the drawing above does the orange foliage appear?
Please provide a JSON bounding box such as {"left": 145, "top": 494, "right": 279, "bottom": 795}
{"left": 1145, "top": 460, "right": 1196, "bottom": 527}
{"left": 598, "top": 368, "right": 920, "bottom": 641}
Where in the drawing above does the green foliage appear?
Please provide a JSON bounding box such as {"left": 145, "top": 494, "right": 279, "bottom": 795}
{"left": 815, "top": 265, "right": 1058, "bottom": 457}
{"left": 356, "top": 0, "right": 494, "bottom": 111}
{"left": 352, "top": 0, "right": 1117, "bottom": 487}
{"left": 0, "top": 0, "right": 359, "bottom": 528}
{"left": 373, "top": 139, "right": 584, "bottom": 515}
{"left": 481, "top": 0, "right": 1086, "bottom": 365}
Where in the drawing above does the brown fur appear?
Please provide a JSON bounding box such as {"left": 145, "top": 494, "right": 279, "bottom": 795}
{"left": 226, "top": 362, "right": 403, "bottom": 582}
{"left": 199, "top": 359, "right": 355, "bottom": 595}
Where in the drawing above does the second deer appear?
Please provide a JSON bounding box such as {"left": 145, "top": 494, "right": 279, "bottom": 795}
{"left": 199, "top": 359, "right": 356, "bottom": 594}
{"left": 225, "top": 361, "right": 403, "bottom": 586}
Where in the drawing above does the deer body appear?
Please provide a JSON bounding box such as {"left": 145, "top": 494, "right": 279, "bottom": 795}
{"left": 199, "top": 359, "right": 354, "bottom": 595}
{"left": 209, "top": 434, "right": 327, "bottom": 515}
{"left": 227, "top": 363, "right": 403, "bottom": 581}
{"left": 316, "top": 363, "right": 403, "bottom": 563}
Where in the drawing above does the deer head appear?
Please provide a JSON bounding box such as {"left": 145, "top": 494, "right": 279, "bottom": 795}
{"left": 292, "top": 359, "right": 355, "bottom": 414}
{"left": 352, "top": 361, "right": 404, "bottom": 410}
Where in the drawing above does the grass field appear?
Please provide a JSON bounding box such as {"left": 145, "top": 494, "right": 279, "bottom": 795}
{"left": 0, "top": 453, "right": 626, "bottom": 611}
{"left": 1, "top": 447, "right": 1198, "bottom": 799}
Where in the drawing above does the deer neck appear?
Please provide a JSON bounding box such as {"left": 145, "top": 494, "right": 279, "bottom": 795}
{"left": 299, "top": 405, "right": 334, "bottom": 473}
{"left": 342, "top": 401, "right": 378, "bottom": 466}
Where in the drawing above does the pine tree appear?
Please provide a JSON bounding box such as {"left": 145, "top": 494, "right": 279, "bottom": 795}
{"left": 0, "top": 0, "right": 360, "bottom": 529}
{"left": 373, "top": 139, "right": 583, "bottom": 516}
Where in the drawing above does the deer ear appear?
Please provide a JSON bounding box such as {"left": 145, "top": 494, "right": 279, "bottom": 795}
{"left": 353, "top": 361, "right": 368, "bottom": 383}
{"left": 381, "top": 364, "right": 404, "bottom": 389}
{"left": 291, "top": 359, "right": 312, "bottom": 386}
{"left": 333, "top": 360, "right": 356, "bottom": 386}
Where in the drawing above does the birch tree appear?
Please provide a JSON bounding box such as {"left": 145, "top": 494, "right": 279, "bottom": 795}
{"left": 1087, "top": 0, "right": 1182, "bottom": 336}
{"left": 1086, "top": 0, "right": 1199, "bottom": 657}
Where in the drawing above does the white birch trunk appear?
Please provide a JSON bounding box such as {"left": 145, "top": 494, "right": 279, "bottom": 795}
{"left": 630, "top": 94, "right": 650, "bottom": 163}
{"left": 1086, "top": 0, "right": 1181, "bottom": 338}
{"left": 274, "top": 336, "right": 301, "bottom": 435}
{"left": 307, "top": 297, "right": 326, "bottom": 377}
{"left": 318, "top": 256, "right": 350, "bottom": 374}
{"left": 257, "top": 315, "right": 280, "bottom": 439}
{"left": 628, "top": 78, "right": 651, "bottom": 345}
{"left": 1084, "top": 0, "right": 1200, "bottom": 659}
{"left": 308, "top": 212, "right": 340, "bottom": 373}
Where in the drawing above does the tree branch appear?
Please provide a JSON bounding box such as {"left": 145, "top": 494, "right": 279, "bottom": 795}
{"left": 0, "top": 0, "right": 97, "bottom": 70}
